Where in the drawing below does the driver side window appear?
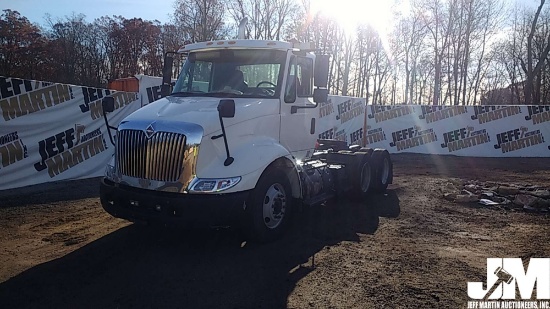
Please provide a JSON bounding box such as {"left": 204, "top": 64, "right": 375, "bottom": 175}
{"left": 297, "top": 57, "right": 313, "bottom": 97}
{"left": 285, "top": 56, "right": 313, "bottom": 103}
{"left": 284, "top": 56, "right": 297, "bottom": 103}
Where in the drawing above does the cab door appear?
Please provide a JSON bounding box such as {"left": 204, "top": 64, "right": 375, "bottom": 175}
{"left": 279, "top": 55, "right": 318, "bottom": 160}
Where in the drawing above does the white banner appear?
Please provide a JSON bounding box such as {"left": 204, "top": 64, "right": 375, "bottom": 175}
{"left": 136, "top": 74, "right": 177, "bottom": 106}
{"left": 316, "top": 95, "right": 367, "bottom": 147}
{"left": 303, "top": 96, "right": 550, "bottom": 158}
{"left": 364, "top": 105, "right": 550, "bottom": 157}
{"left": 0, "top": 77, "right": 141, "bottom": 191}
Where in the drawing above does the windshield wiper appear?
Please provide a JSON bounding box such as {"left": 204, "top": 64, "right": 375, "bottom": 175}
{"left": 170, "top": 90, "right": 274, "bottom": 99}
{"left": 170, "top": 91, "right": 205, "bottom": 97}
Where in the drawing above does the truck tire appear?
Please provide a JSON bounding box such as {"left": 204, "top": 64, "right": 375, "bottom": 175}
{"left": 246, "top": 167, "right": 293, "bottom": 243}
{"left": 351, "top": 152, "right": 372, "bottom": 199}
{"left": 326, "top": 151, "right": 355, "bottom": 165}
{"left": 359, "top": 147, "right": 373, "bottom": 157}
{"left": 370, "top": 149, "right": 393, "bottom": 193}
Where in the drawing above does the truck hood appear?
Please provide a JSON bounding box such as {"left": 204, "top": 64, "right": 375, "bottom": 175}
{"left": 122, "top": 96, "right": 279, "bottom": 136}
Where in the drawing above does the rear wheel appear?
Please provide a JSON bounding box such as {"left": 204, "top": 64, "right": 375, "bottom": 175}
{"left": 352, "top": 153, "right": 372, "bottom": 199}
{"left": 246, "top": 167, "right": 293, "bottom": 242}
{"left": 359, "top": 147, "right": 373, "bottom": 157}
{"left": 371, "top": 149, "right": 393, "bottom": 193}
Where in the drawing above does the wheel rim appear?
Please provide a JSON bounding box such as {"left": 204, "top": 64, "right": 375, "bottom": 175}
{"left": 262, "top": 183, "right": 287, "bottom": 229}
{"left": 360, "top": 162, "right": 371, "bottom": 192}
{"left": 380, "top": 157, "right": 390, "bottom": 185}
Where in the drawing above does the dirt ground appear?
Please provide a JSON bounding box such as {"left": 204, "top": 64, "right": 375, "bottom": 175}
{"left": 1, "top": 153, "right": 550, "bottom": 308}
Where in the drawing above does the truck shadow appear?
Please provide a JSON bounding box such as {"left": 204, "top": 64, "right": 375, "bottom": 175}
{"left": 0, "top": 178, "right": 100, "bottom": 208}
{"left": 0, "top": 190, "right": 400, "bottom": 308}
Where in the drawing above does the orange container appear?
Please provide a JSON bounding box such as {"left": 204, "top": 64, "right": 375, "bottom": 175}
{"left": 108, "top": 77, "right": 139, "bottom": 92}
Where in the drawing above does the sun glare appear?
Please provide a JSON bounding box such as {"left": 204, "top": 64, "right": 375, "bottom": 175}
{"left": 311, "top": 0, "right": 400, "bottom": 36}
{"left": 310, "top": 0, "right": 411, "bottom": 62}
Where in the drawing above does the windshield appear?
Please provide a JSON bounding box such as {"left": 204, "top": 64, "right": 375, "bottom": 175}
{"left": 172, "top": 49, "right": 287, "bottom": 98}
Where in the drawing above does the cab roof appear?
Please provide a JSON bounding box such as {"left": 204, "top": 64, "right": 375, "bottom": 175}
{"left": 177, "top": 40, "right": 313, "bottom": 53}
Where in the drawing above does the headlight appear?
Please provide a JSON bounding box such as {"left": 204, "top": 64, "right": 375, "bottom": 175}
{"left": 189, "top": 177, "right": 241, "bottom": 193}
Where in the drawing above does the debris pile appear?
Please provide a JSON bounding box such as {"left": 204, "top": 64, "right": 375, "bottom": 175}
{"left": 442, "top": 179, "right": 550, "bottom": 212}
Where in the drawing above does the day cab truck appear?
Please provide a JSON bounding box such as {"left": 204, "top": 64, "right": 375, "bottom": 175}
{"left": 99, "top": 39, "right": 393, "bottom": 242}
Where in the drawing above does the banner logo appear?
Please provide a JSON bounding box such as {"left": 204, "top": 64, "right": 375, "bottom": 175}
{"left": 389, "top": 126, "right": 437, "bottom": 151}
{"left": 368, "top": 105, "right": 414, "bottom": 123}
{"left": 364, "top": 126, "right": 386, "bottom": 145}
{"left": 349, "top": 127, "right": 363, "bottom": 146}
{"left": 0, "top": 77, "right": 73, "bottom": 121}
{"left": 335, "top": 98, "right": 364, "bottom": 124}
{"left": 146, "top": 84, "right": 162, "bottom": 104}
{"left": 493, "top": 127, "right": 545, "bottom": 153}
{"left": 471, "top": 106, "right": 521, "bottom": 124}
{"left": 441, "top": 127, "right": 490, "bottom": 152}
{"left": 318, "top": 127, "right": 335, "bottom": 140}
{"left": 0, "top": 131, "right": 28, "bottom": 169}
{"left": 319, "top": 100, "right": 334, "bottom": 118}
{"left": 334, "top": 128, "right": 347, "bottom": 143}
{"left": 418, "top": 106, "right": 467, "bottom": 123}
{"left": 79, "top": 87, "right": 138, "bottom": 120}
{"left": 1, "top": 77, "right": 34, "bottom": 99}
{"left": 34, "top": 124, "right": 107, "bottom": 178}
{"left": 525, "top": 106, "right": 550, "bottom": 125}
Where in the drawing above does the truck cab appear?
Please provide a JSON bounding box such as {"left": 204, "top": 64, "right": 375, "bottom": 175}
{"left": 100, "top": 39, "right": 393, "bottom": 242}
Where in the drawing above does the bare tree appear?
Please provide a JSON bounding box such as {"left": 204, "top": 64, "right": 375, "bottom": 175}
{"left": 228, "top": 0, "right": 300, "bottom": 40}
{"left": 523, "top": 0, "right": 550, "bottom": 104}
{"left": 492, "top": 0, "right": 550, "bottom": 105}
{"left": 0, "top": 10, "right": 47, "bottom": 80}
{"left": 393, "top": 13, "right": 427, "bottom": 104}
{"left": 172, "top": 0, "right": 229, "bottom": 42}
{"left": 415, "top": 0, "right": 454, "bottom": 105}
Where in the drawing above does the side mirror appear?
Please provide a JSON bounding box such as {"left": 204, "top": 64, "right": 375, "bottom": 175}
{"left": 101, "top": 96, "right": 116, "bottom": 146}
{"left": 217, "top": 99, "right": 235, "bottom": 118}
{"left": 102, "top": 96, "right": 115, "bottom": 113}
{"left": 314, "top": 55, "right": 330, "bottom": 88}
{"left": 161, "top": 54, "right": 174, "bottom": 97}
{"left": 313, "top": 88, "right": 328, "bottom": 103}
{"left": 161, "top": 84, "right": 171, "bottom": 98}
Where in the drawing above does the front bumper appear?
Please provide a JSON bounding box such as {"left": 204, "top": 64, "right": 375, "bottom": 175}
{"left": 100, "top": 178, "right": 250, "bottom": 227}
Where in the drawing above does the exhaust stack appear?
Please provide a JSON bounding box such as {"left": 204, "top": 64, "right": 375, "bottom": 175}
{"left": 238, "top": 18, "right": 248, "bottom": 40}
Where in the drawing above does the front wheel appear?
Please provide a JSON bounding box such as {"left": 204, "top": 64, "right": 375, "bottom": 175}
{"left": 246, "top": 167, "right": 293, "bottom": 242}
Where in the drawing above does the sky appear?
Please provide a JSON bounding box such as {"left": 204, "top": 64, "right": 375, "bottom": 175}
{"left": 1, "top": 0, "right": 175, "bottom": 25}
{"left": 1, "top": 0, "right": 540, "bottom": 29}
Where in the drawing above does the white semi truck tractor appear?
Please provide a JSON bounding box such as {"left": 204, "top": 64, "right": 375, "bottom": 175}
{"left": 99, "top": 39, "right": 393, "bottom": 242}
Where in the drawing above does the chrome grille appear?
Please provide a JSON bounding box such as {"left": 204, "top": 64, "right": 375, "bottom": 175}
{"left": 116, "top": 130, "right": 186, "bottom": 182}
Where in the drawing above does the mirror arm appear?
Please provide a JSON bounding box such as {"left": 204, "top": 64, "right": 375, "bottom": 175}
{"left": 102, "top": 111, "right": 116, "bottom": 146}
{"left": 215, "top": 99, "right": 235, "bottom": 166}
{"left": 218, "top": 114, "right": 234, "bottom": 166}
